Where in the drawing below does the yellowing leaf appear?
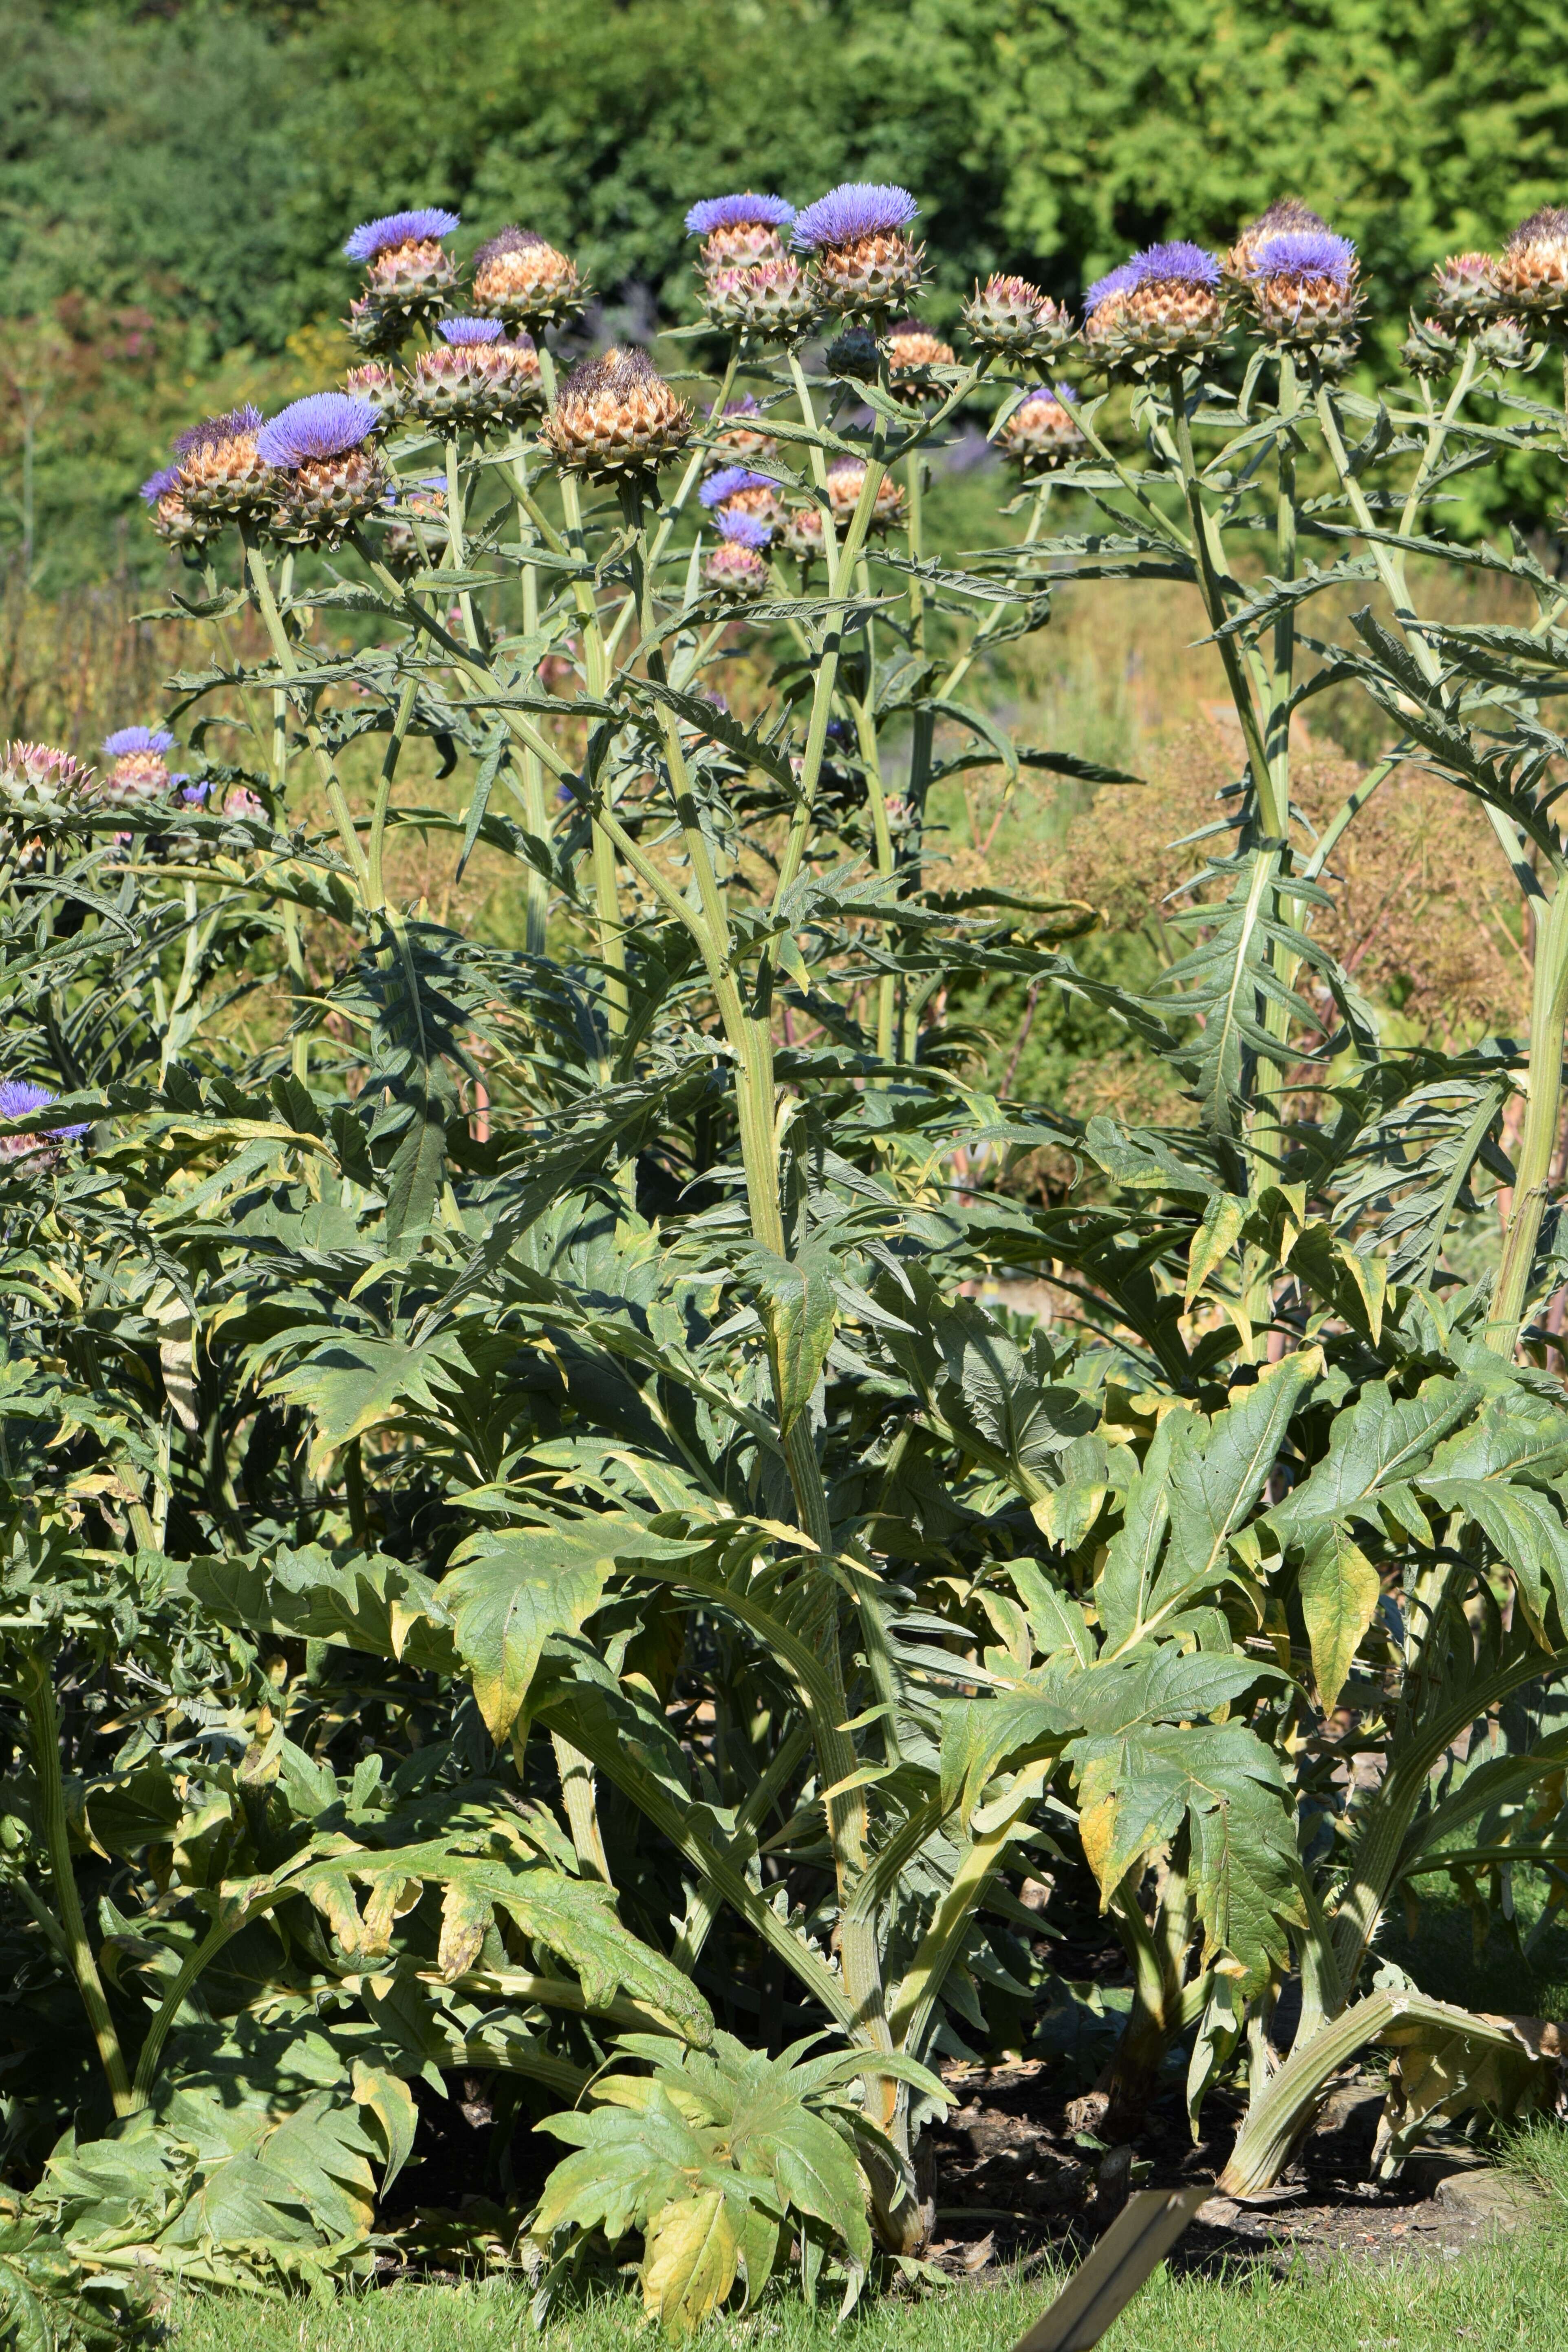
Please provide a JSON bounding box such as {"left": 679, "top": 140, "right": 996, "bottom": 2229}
{"left": 1185, "top": 1192, "right": 1246, "bottom": 1306}
{"left": 641, "top": 2189, "right": 740, "bottom": 2337}
{"left": 1300, "top": 1529, "right": 1381, "bottom": 1710}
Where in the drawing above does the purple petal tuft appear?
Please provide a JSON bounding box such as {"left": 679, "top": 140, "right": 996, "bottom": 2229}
{"left": 173, "top": 404, "right": 263, "bottom": 458}
{"left": 140, "top": 467, "right": 180, "bottom": 503}
{"left": 686, "top": 192, "right": 795, "bottom": 238}
{"left": 256, "top": 394, "right": 380, "bottom": 469}
{"left": 716, "top": 510, "right": 772, "bottom": 548}
{"left": 344, "top": 207, "right": 461, "bottom": 263}
{"left": 699, "top": 466, "right": 777, "bottom": 508}
{"left": 1131, "top": 241, "right": 1221, "bottom": 288}
{"left": 103, "top": 727, "right": 175, "bottom": 758}
{"left": 793, "top": 183, "right": 919, "bottom": 250}
{"left": 1251, "top": 230, "right": 1357, "bottom": 285}
{"left": 438, "top": 316, "right": 505, "bottom": 346}
{"left": 1083, "top": 260, "right": 1140, "bottom": 315}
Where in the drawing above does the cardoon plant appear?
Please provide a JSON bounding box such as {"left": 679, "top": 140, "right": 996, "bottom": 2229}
{"left": 4, "top": 161, "right": 1568, "bottom": 2342}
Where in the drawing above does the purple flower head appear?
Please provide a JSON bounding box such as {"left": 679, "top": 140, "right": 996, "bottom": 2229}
{"left": 1252, "top": 230, "right": 1357, "bottom": 285}
{"left": 140, "top": 467, "right": 180, "bottom": 503}
{"left": 716, "top": 509, "right": 771, "bottom": 549}
{"left": 256, "top": 393, "right": 379, "bottom": 469}
{"left": 1050, "top": 381, "right": 1079, "bottom": 406}
{"left": 686, "top": 193, "right": 795, "bottom": 239}
{"left": 793, "top": 183, "right": 919, "bottom": 251}
{"left": 699, "top": 466, "right": 776, "bottom": 508}
{"left": 1084, "top": 260, "right": 1140, "bottom": 315}
{"left": 173, "top": 404, "right": 263, "bottom": 459}
{"left": 180, "top": 781, "right": 212, "bottom": 806}
{"left": 437, "top": 316, "right": 504, "bottom": 346}
{"left": 344, "top": 208, "right": 461, "bottom": 264}
{"left": 103, "top": 727, "right": 175, "bottom": 760}
{"left": 0, "top": 1079, "right": 88, "bottom": 1142}
{"left": 1131, "top": 241, "right": 1221, "bottom": 289}
{"left": 725, "top": 395, "right": 762, "bottom": 417}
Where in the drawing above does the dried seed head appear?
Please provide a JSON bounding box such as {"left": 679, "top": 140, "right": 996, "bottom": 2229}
{"left": 472, "top": 226, "right": 585, "bottom": 328}
{"left": 542, "top": 345, "right": 693, "bottom": 481}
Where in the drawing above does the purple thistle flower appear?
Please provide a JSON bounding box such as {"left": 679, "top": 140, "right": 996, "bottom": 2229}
{"left": 103, "top": 727, "right": 175, "bottom": 759}
{"left": 686, "top": 193, "right": 796, "bottom": 238}
{"left": 256, "top": 393, "right": 380, "bottom": 469}
{"left": 172, "top": 404, "right": 263, "bottom": 458}
{"left": 716, "top": 509, "right": 771, "bottom": 549}
{"left": 437, "top": 316, "right": 504, "bottom": 346}
{"left": 1252, "top": 230, "right": 1357, "bottom": 285}
{"left": 343, "top": 208, "right": 461, "bottom": 263}
{"left": 140, "top": 467, "right": 180, "bottom": 503}
{"left": 793, "top": 183, "right": 919, "bottom": 250}
{"left": 1131, "top": 241, "right": 1221, "bottom": 288}
{"left": 1083, "top": 260, "right": 1140, "bottom": 315}
{"left": 699, "top": 466, "right": 777, "bottom": 508}
{"left": 1050, "top": 381, "right": 1079, "bottom": 405}
{"left": 181, "top": 781, "right": 211, "bottom": 806}
{"left": 725, "top": 395, "right": 762, "bottom": 417}
{"left": 0, "top": 1079, "right": 88, "bottom": 1143}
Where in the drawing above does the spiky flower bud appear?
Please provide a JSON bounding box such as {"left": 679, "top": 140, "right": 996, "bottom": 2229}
{"left": 140, "top": 468, "right": 210, "bottom": 549}
{"left": 794, "top": 183, "right": 923, "bottom": 318}
{"left": 1429, "top": 252, "right": 1500, "bottom": 325}
{"left": 708, "top": 396, "right": 777, "bottom": 468}
{"left": 826, "top": 455, "right": 906, "bottom": 530}
{"left": 542, "top": 346, "right": 692, "bottom": 482}
{"left": 887, "top": 320, "right": 957, "bottom": 405}
{"left": 0, "top": 740, "right": 96, "bottom": 815}
{"left": 778, "top": 504, "right": 826, "bottom": 562}
{"left": 699, "top": 466, "right": 782, "bottom": 529}
{"left": 343, "top": 208, "right": 460, "bottom": 347}
{"left": 257, "top": 394, "right": 388, "bottom": 547}
{"left": 998, "top": 385, "right": 1084, "bottom": 473}
{"left": 345, "top": 361, "right": 405, "bottom": 422}
{"left": 686, "top": 193, "right": 795, "bottom": 273}
{"left": 1224, "top": 198, "right": 1331, "bottom": 282}
{"left": 1402, "top": 315, "right": 1459, "bottom": 377}
{"left": 1494, "top": 208, "right": 1568, "bottom": 319}
{"left": 825, "top": 322, "right": 881, "bottom": 382}
{"left": 962, "top": 274, "right": 1074, "bottom": 361}
{"left": 172, "top": 406, "right": 274, "bottom": 525}
{"left": 1241, "top": 229, "right": 1361, "bottom": 349}
{"left": 406, "top": 317, "right": 506, "bottom": 426}
{"left": 0, "top": 1078, "right": 88, "bottom": 1174}
{"left": 471, "top": 226, "right": 584, "bottom": 329}
{"left": 101, "top": 727, "right": 178, "bottom": 806}
{"left": 702, "top": 258, "right": 817, "bottom": 340}
{"left": 1476, "top": 314, "right": 1532, "bottom": 371}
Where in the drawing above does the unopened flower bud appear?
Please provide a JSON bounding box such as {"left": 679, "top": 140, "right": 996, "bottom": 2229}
{"left": 794, "top": 183, "right": 923, "bottom": 318}
{"left": 1429, "top": 251, "right": 1499, "bottom": 325}
{"left": 0, "top": 740, "right": 96, "bottom": 816}
{"left": 962, "top": 274, "right": 1074, "bottom": 361}
{"left": 543, "top": 346, "right": 692, "bottom": 481}
{"left": 825, "top": 322, "right": 881, "bottom": 382}
{"left": 471, "top": 226, "right": 584, "bottom": 329}
{"left": 345, "top": 362, "right": 405, "bottom": 422}
{"left": 406, "top": 317, "right": 506, "bottom": 426}
{"left": 1403, "top": 314, "right": 1459, "bottom": 377}
{"left": 704, "top": 509, "right": 772, "bottom": 598}
{"left": 998, "top": 384, "right": 1084, "bottom": 472}
{"left": 1476, "top": 314, "right": 1531, "bottom": 371}
{"left": 703, "top": 258, "right": 817, "bottom": 340}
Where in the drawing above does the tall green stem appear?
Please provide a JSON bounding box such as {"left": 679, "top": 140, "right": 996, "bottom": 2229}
{"left": 20, "top": 1652, "right": 135, "bottom": 2116}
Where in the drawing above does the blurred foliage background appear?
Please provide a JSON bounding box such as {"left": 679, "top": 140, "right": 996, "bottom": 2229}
{"left": 9, "top": 0, "right": 1568, "bottom": 585}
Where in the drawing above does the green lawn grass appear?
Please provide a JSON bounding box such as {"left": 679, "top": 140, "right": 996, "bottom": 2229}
{"left": 168, "top": 2124, "right": 1568, "bottom": 2352}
